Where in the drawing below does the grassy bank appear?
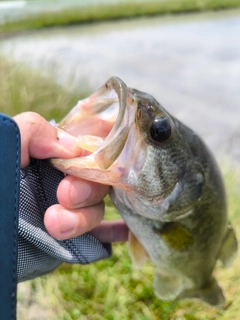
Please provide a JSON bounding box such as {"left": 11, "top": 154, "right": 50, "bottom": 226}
{"left": 0, "top": 57, "right": 89, "bottom": 120}
{"left": 1, "top": 56, "right": 239, "bottom": 319}
{"left": 1, "top": 0, "right": 240, "bottom": 34}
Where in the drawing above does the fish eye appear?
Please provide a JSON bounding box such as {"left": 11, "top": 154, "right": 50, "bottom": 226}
{"left": 150, "top": 117, "right": 171, "bottom": 142}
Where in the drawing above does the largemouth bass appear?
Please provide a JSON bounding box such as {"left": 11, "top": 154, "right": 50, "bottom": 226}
{"left": 52, "top": 77, "right": 237, "bottom": 306}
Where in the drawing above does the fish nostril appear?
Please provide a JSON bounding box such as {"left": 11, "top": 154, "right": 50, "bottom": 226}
{"left": 128, "top": 97, "right": 135, "bottom": 105}
{"left": 151, "top": 105, "right": 156, "bottom": 112}
{"left": 145, "top": 104, "right": 156, "bottom": 112}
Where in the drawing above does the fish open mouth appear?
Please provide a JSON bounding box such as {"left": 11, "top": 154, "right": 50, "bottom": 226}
{"left": 51, "top": 77, "right": 138, "bottom": 181}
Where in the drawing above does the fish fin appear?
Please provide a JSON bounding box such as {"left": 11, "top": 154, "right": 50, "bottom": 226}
{"left": 153, "top": 270, "right": 182, "bottom": 300}
{"left": 154, "top": 222, "right": 194, "bottom": 251}
{"left": 179, "top": 277, "right": 225, "bottom": 307}
{"left": 128, "top": 231, "right": 149, "bottom": 269}
{"left": 218, "top": 224, "right": 238, "bottom": 268}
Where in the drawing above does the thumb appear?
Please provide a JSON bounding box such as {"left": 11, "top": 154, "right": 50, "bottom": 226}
{"left": 14, "top": 112, "right": 82, "bottom": 168}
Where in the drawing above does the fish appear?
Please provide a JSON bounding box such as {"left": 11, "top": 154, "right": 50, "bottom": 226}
{"left": 51, "top": 76, "right": 238, "bottom": 306}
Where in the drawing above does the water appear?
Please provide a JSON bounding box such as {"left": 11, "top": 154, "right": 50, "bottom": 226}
{"left": 0, "top": 9, "right": 240, "bottom": 162}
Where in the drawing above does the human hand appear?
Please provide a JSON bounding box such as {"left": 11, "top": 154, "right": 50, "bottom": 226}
{"left": 14, "top": 112, "right": 128, "bottom": 243}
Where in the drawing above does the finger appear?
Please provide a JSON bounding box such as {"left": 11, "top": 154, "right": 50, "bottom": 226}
{"left": 57, "top": 175, "right": 110, "bottom": 209}
{"left": 44, "top": 202, "right": 104, "bottom": 240}
{"left": 14, "top": 112, "right": 83, "bottom": 168}
{"left": 89, "top": 220, "right": 129, "bottom": 243}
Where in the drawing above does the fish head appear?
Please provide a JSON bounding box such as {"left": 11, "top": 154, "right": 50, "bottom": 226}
{"left": 52, "top": 77, "right": 204, "bottom": 221}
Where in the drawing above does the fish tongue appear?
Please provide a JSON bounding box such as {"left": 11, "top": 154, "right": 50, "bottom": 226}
{"left": 76, "top": 135, "right": 104, "bottom": 152}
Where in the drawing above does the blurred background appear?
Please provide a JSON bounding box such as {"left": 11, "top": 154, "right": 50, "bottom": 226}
{"left": 0, "top": 1, "right": 240, "bottom": 319}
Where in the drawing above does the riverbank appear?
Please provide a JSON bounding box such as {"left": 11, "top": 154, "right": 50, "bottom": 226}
{"left": 0, "top": 44, "right": 239, "bottom": 320}
{"left": 1, "top": 0, "right": 240, "bottom": 34}
{"left": 1, "top": 9, "right": 240, "bottom": 164}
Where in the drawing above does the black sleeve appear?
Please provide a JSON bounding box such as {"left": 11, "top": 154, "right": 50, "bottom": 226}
{"left": 18, "top": 159, "right": 111, "bottom": 282}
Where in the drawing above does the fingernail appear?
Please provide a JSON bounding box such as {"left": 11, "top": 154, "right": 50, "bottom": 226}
{"left": 60, "top": 211, "right": 78, "bottom": 238}
{"left": 70, "top": 180, "right": 92, "bottom": 207}
{"left": 57, "top": 129, "right": 79, "bottom": 152}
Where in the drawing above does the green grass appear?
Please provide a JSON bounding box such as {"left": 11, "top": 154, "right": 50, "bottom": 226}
{"left": 1, "top": 0, "right": 240, "bottom": 34}
{"left": 1, "top": 56, "right": 239, "bottom": 319}
{"left": 0, "top": 57, "right": 89, "bottom": 120}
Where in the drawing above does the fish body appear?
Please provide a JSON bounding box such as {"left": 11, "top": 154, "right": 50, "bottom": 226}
{"left": 52, "top": 77, "right": 237, "bottom": 306}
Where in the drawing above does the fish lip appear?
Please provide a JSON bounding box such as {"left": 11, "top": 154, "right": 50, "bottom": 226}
{"left": 91, "top": 77, "right": 138, "bottom": 170}
{"left": 55, "top": 76, "right": 138, "bottom": 171}
{"left": 92, "top": 77, "right": 127, "bottom": 168}
{"left": 103, "top": 77, "right": 127, "bottom": 139}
